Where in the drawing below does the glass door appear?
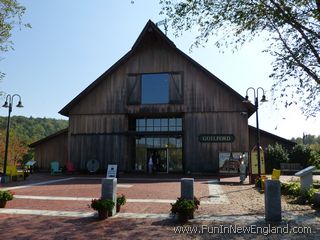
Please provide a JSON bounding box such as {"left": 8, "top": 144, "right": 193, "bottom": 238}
{"left": 147, "top": 148, "right": 168, "bottom": 173}
{"left": 157, "top": 149, "right": 168, "bottom": 173}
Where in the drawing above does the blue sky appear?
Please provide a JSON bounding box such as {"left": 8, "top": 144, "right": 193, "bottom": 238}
{"left": 0, "top": 0, "right": 319, "bottom": 139}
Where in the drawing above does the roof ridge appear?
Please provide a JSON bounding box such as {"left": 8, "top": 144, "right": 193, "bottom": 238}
{"left": 59, "top": 20, "right": 254, "bottom": 116}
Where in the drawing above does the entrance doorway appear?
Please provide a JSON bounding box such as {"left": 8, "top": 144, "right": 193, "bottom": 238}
{"left": 135, "top": 136, "right": 183, "bottom": 173}
{"left": 147, "top": 148, "right": 168, "bottom": 173}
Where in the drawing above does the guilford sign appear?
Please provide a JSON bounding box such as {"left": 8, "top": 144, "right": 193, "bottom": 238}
{"left": 199, "top": 134, "right": 235, "bottom": 143}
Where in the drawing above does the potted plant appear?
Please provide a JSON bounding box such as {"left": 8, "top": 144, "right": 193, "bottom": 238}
{"left": 191, "top": 196, "right": 200, "bottom": 219}
{"left": 0, "top": 190, "right": 14, "bottom": 208}
{"left": 255, "top": 177, "right": 262, "bottom": 188}
{"left": 116, "top": 194, "right": 126, "bottom": 212}
{"left": 171, "top": 197, "right": 197, "bottom": 223}
{"left": 90, "top": 198, "right": 115, "bottom": 220}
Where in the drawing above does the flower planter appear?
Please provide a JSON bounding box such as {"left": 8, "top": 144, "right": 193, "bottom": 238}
{"left": 90, "top": 198, "right": 115, "bottom": 219}
{"left": 171, "top": 197, "right": 199, "bottom": 224}
{"left": 108, "top": 210, "right": 113, "bottom": 217}
{"left": 0, "top": 200, "right": 7, "bottom": 208}
{"left": 116, "top": 194, "right": 126, "bottom": 213}
{"left": 98, "top": 210, "right": 109, "bottom": 220}
{"left": 177, "top": 212, "right": 190, "bottom": 224}
{"left": 116, "top": 204, "right": 121, "bottom": 213}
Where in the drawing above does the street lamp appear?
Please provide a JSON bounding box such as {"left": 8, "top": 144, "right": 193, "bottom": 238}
{"left": 1, "top": 94, "right": 23, "bottom": 183}
{"left": 243, "top": 87, "right": 267, "bottom": 178}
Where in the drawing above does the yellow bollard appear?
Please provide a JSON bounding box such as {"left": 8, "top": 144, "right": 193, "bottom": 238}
{"left": 271, "top": 169, "right": 281, "bottom": 180}
{"left": 261, "top": 175, "right": 268, "bottom": 190}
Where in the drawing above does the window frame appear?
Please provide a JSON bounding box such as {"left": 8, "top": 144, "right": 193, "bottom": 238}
{"left": 127, "top": 71, "right": 183, "bottom": 105}
{"left": 140, "top": 73, "right": 170, "bottom": 105}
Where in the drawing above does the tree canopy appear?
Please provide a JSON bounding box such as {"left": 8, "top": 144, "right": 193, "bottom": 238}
{"left": 0, "top": 116, "right": 68, "bottom": 144}
{"left": 0, "top": 116, "right": 68, "bottom": 166}
{"left": 160, "top": 0, "right": 320, "bottom": 117}
{"left": 0, "top": 0, "right": 29, "bottom": 81}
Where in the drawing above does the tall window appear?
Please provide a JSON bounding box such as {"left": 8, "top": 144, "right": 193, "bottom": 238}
{"left": 141, "top": 73, "right": 169, "bottom": 104}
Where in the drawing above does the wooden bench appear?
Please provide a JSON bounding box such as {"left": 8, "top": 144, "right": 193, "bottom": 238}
{"left": 280, "top": 163, "right": 302, "bottom": 173}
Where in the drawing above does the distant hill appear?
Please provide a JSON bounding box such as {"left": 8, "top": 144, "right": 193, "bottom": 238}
{"left": 0, "top": 116, "right": 68, "bottom": 144}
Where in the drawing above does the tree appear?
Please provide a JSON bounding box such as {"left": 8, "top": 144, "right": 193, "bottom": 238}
{"left": 0, "top": 116, "right": 68, "bottom": 168}
{"left": 309, "top": 144, "right": 320, "bottom": 169}
{"left": 290, "top": 135, "right": 320, "bottom": 168}
{"left": 0, "top": 116, "right": 68, "bottom": 143}
{"left": 160, "top": 0, "right": 320, "bottom": 117}
{"left": 265, "top": 143, "right": 289, "bottom": 173}
{"left": 289, "top": 144, "right": 312, "bottom": 167}
{"left": 0, "top": 0, "right": 30, "bottom": 81}
{"left": 0, "top": 129, "right": 28, "bottom": 166}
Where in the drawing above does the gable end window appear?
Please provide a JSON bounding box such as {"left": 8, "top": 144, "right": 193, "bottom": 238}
{"left": 127, "top": 72, "right": 183, "bottom": 105}
{"left": 141, "top": 73, "right": 169, "bottom": 104}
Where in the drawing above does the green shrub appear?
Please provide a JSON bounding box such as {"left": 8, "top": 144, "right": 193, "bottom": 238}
{"left": 289, "top": 144, "right": 312, "bottom": 167}
{"left": 305, "top": 188, "right": 317, "bottom": 202}
{"left": 265, "top": 143, "right": 289, "bottom": 173}
{"left": 312, "top": 192, "right": 320, "bottom": 207}
{"left": 171, "top": 198, "right": 196, "bottom": 215}
{"left": 296, "top": 188, "right": 317, "bottom": 205}
{"left": 281, "top": 182, "right": 301, "bottom": 196}
{"left": 309, "top": 150, "right": 320, "bottom": 169}
{"left": 90, "top": 198, "right": 115, "bottom": 211}
{"left": 117, "top": 194, "right": 126, "bottom": 206}
{"left": 281, "top": 182, "right": 319, "bottom": 205}
{"left": 255, "top": 178, "right": 262, "bottom": 188}
{"left": 0, "top": 190, "right": 14, "bottom": 201}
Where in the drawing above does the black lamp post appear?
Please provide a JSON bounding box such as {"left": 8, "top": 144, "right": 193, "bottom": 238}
{"left": 243, "top": 87, "right": 267, "bottom": 178}
{"left": 1, "top": 94, "right": 23, "bottom": 183}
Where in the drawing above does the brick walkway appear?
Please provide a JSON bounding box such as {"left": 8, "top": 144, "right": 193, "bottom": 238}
{"left": 0, "top": 173, "right": 319, "bottom": 239}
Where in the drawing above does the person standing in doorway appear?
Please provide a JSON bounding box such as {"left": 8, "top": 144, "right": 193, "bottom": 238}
{"left": 239, "top": 160, "right": 246, "bottom": 183}
{"left": 148, "top": 155, "right": 153, "bottom": 174}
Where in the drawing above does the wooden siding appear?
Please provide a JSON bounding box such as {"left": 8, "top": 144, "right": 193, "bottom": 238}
{"left": 184, "top": 112, "right": 249, "bottom": 172}
{"left": 127, "top": 75, "right": 141, "bottom": 105}
{"left": 70, "top": 134, "right": 127, "bottom": 171}
{"left": 68, "top": 36, "right": 248, "bottom": 116}
{"left": 64, "top": 24, "right": 251, "bottom": 173}
{"left": 33, "top": 132, "right": 68, "bottom": 170}
{"left": 68, "top": 114, "right": 129, "bottom": 171}
{"left": 169, "top": 73, "right": 183, "bottom": 104}
{"left": 69, "top": 114, "right": 127, "bottom": 134}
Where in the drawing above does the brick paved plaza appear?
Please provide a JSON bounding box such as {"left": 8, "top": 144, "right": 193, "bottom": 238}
{"left": 0, "top": 173, "right": 319, "bottom": 239}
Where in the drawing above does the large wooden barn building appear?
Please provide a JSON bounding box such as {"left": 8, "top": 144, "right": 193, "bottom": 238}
{"left": 30, "top": 21, "right": 295, "bottom": 173}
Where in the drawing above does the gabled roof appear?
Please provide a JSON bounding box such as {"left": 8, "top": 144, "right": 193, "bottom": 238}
{"left": 249, "top": 125, "right": 296, "bottom": 147}
{"left": 59, "top": 20, "right": 255, "bottom": 116}
{"left": 29, "top": 128, "right": 68, "bottom": 147}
